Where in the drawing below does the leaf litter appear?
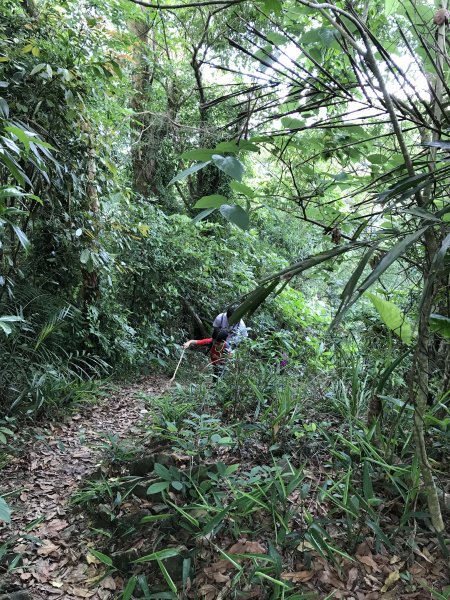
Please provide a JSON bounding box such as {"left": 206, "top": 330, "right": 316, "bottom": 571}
{"left": 0, "top": 376, "right": 169, "bottom": 600}
{"left": 1, "top": 374, "right": 448, "bottom": 599}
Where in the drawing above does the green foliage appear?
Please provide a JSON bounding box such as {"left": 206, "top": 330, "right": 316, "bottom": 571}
{"left": 366, "top": 293, "right": 412, "bottom": 344}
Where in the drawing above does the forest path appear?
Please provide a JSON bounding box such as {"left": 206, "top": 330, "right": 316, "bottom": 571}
{"left": 0, "top": 375, "right": 170, "bottom": 600}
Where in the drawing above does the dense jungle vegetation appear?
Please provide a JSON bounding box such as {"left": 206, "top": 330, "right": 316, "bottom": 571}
{"left": 0, "top": 0, "right": 449, "bottom": 598}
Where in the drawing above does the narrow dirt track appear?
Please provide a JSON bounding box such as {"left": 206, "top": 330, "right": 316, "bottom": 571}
{"left": 0, "top": 376, "right": 169, "bottom": 600}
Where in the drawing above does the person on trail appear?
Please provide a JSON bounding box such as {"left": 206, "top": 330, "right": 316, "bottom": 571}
{"left": 213, "top": 305, "right": 248, "bottom": 347}
{"left": 183, "top": 328, "right": 231, "bottom": 378}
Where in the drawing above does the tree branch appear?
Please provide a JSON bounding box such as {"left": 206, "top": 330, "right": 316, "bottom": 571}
{"left": 127, "top": 0, "right": 245, "bottom": 9}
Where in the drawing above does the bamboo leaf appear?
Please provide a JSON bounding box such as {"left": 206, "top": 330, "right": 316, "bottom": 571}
{"left": 122, "top": 575, "right": 137, "bottom": 600}
{"left": 133, "top": 547, "right": 180, "bottom": 564}
{"left": 89, "top": 549, "right": 113, "bottom": 566}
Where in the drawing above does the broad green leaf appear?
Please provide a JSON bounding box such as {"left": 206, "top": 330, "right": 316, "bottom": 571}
{"left": 219, "top": 204, "right": 249, "bottom": 230}
{"left": 192, "top": 207, "right": 216, "bottom": 224}
{"left": 384, "top": 0, "right": 399, "bottom": 15}
{"left": 367, "top": 293, "right": 412, "bottom": 344}
{"left": 229, "top": 181, "right": 255, "bottom": 198}
{"left": 214, "top": 141, "right": 239, "bottom": 154}
{"left": 281, "top": 117, "right": 305, "bottom": 129}
{"left": 267, "top": 32, "right": 289, "bottom": 45}
{"left": 146, "top": 481, "right": 169, "bottom": 494}
{"left": 88, "top": 549, "right": 113, "bottom": 566}
{"left": 262, "top": 0, "right": 282, "bottom": 14}
{"left": 238, "top": 140, "right": 260, "bottom": 152}
{"left": 168, "top": 161, "right": 211, "bottom": 185}
{"left": 194, "top": 194, "right": 228, "bottom": 209}
{"left": 212, "top": 155, "right": 245, "bottom": 181}
{"left": 181, "top": 149, "right": 215, "bottom": 161}
{"left": 367, "top": 154, "right": 387, "bottom": 165}
{"left": 0, "top": 496, "right": 11, "bottom": 523}
{"left": 430, "top": 314, "right": 450, "bottom": 339}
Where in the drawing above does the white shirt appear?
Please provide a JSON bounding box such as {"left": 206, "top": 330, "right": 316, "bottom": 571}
{"left": 213, "top": 312, "right": 248, "bottom": 344}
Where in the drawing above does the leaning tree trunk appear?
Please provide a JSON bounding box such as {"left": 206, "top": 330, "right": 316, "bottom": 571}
{"left": 407, "top": 2, "right": 447, "bottom": 535}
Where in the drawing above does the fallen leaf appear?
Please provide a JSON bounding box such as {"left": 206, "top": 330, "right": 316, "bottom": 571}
{"left": 70, "top": 587, "right": 95, "bottom": 598}
{"left": 319, "top": 569, "right": 345, "bottom": 589}
{"left": 37, "top": 540, "right": 60, "bottom": 557}
{"left": 347, "top": 567, "right": 359, "bottom": 589}
{"left": 101, "top": 576, "right": 116, "bottom": 590}
{"left": 40, "top": 518, "right": 68, "bottom": 536}
{"left": 227, "top": 540, "right": 266, "bottom": 555}
{"left": 204, "top": 559, "right": 231, "bottom": 580}
{"left": 296, "top": 540, "right": 315, "bottom": 552}
{"left": 86, "top": 552, "right": 100, "bottom": 565}
{"left": 380, "top": 569, "right": 400, "bottom": 593}
{"left": 356, "top": 554, "right": 381, "bottom": 572}
{"left": 199, "top": 583, "right": 218, "bottom": 600}
{"left": 281, "top": 570, "right": 315, "bottom": 582}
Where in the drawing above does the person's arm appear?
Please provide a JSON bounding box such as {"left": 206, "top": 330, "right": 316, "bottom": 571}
{"left": 183, "top": 338, "right": 212, "bottom": 349}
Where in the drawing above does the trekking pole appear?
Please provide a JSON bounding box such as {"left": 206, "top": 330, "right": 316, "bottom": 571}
{"left": 168, "top": 348, "right": 186, "bottom": 386}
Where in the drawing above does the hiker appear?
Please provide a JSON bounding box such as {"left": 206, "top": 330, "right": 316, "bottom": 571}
{"left": 183, "top": 328, "right": 231, "bottom": 378}
{"left": 213, "top": 305, "right": 248, "bottom": 347}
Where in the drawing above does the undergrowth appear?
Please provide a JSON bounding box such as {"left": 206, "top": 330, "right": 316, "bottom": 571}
{"left": 72, "top": 342, "right": 450, "bottom": 599}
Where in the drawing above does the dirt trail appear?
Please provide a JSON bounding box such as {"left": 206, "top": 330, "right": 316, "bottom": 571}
{"left": 0, "top": 376, "right": 169, "bottom": 600}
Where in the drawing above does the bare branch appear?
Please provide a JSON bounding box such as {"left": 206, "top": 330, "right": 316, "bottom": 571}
{"left": 127, "top": 0, "right": 245, "bottom": 9}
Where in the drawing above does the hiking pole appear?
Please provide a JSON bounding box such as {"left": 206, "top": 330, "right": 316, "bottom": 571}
{"left": 168, "top": 348, "right": 186, "bottom": 386}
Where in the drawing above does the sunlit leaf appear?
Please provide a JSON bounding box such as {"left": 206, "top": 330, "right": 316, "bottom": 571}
{"left": 194, "top": 194, "right": 228, "bottom": 209}
{"left": 367, "top": 293, "right": 412, "bottom": 344}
